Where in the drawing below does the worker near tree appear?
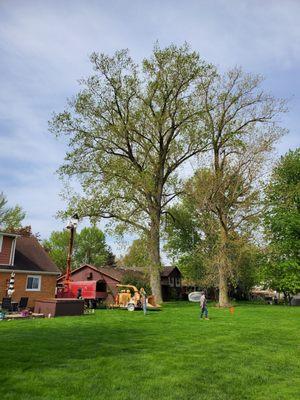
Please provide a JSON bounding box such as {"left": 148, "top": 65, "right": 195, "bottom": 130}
{"left": 140, "top": 287, "right": 147, "bottom": 315}
{"left": 200, "top": 292, "right": 209, "bottom": 320}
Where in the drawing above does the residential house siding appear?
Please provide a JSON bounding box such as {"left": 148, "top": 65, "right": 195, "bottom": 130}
{"left": 0, "top": 271, "right": 57, "bottom": 308}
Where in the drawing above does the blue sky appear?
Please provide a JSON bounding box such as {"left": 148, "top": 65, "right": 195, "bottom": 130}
{"left": 0, "top": 0, "right": 299, "bottom": 255}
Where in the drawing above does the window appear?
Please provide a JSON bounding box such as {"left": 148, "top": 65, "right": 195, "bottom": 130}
{"left": 87, "top": 272, "right": 93, "bottom": 280}
{"left": 0, "top": 235, "right": 3, "bottom": 252}
{"left": 169, "top": 277, "right": 174, "bottom": 287}
{"left": 26, "top": 275, "right": 41, "bottom": 291}
{"left": 175, "top": 277, "right": 181, "bottom": 287}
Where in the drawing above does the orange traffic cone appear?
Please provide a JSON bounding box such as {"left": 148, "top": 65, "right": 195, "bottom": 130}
{"left": 229, "top": 306, "right": 235, "bottom": 315}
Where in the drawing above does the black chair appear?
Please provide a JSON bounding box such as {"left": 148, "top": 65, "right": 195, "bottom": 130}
{"left": 1, "top": 297, "right": 12, "bottom": 312}
{"left": 18, "top": 297, "right": 29, "bottom": 311}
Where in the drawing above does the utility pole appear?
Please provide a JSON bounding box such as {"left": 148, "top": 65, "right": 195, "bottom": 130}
{"left": 64, "top": 213, "right": 79, "bottom": 294}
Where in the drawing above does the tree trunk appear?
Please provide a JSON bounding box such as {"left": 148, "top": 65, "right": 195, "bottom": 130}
{"left": 149, "top": 266, "right": 162, "bottom": 303}
{"left": 217, "top": 226, "right": 230, "bottom": 307}
{"left": 213, "top": 147, "right": 230, "bottom": 306}
{"left": 218, "top": 267, "right": 230, "bottom": 307}
{"left": 148, "top": 210, "right": 163, "bottom": 303}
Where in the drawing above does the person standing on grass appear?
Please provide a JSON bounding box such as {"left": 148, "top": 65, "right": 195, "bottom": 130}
{"left": 140, "top": 287, "right": 147, "bottom": 315}
{"left": 200, "top": 292, "right": 209, "bottom": 320}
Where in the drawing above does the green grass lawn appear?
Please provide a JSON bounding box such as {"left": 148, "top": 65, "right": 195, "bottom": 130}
{"left": 0, "top": 302, "right": 299, "bottom": 400}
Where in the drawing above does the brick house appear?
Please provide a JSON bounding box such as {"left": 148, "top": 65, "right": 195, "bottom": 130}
{"left": 0, "top": 232, "right": 60, "bottom": 308}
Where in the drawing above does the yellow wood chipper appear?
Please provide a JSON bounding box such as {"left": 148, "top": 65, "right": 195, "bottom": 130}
{"left": 112, "top": 284, "right": 161, "bottom": 311}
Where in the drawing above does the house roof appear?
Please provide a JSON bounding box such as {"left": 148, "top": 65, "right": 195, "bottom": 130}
{"left": 97, "top": 266, "right": 126, "bottom": 281}
{"left": 57, "top": 264, "right": 145, "bottom": 283}
{"left": 57, "top": 264, "right": 122, "bottom": 282}
{"left": 160, "top": 266, "right": 181, "bottom": 277}
{"left": 1, "top": 235, "right": 60, "bottom": 274}
{"left": 57, "top": 263, "right": 180, "bottom": 283}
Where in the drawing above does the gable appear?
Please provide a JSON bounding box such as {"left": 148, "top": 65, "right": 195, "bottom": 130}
{"left": 169, "top": 267, "right": 181, "bottom": 278}
{"left": 57, "top": 264, "right": 121, "bottom": 283}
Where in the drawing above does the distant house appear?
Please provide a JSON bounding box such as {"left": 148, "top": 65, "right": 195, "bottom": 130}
{"left": 0, "top": 232, "right": 60, "bottom": 308}
{"left": 57, "top": 264, "right": 182, "bottom": 302}
{"left": 160, "top": 266, "right": 182, "bottom": 301}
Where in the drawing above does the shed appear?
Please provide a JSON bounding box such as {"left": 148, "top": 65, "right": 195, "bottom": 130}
{"left": 160, "top": 266, "right": 182, "bottom": 301}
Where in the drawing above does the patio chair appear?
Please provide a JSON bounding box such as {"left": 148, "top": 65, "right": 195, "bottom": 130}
{"left": 1, "top": 297, "right": 12, "bottom": 312}
{"left": 18, "top": 297, "right": 29, "bottom": 310}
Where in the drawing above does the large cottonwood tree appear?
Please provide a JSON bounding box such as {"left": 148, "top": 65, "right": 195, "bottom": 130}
{"left": 50, "top": 44, "right": 212, "bottom": 302}
{"left": 195, "top": 68, "right": 286, "bottom": 306}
